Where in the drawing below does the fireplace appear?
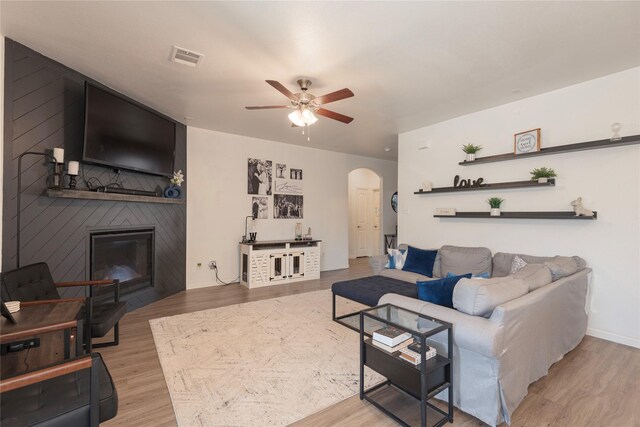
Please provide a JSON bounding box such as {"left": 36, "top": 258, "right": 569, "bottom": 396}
{"left": 89, "top": 228, "right": 154, "bottom": 296}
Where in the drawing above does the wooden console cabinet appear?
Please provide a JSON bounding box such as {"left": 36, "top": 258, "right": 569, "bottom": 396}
{"left": 239, "top": 239, "right": 322, "bottom": 288}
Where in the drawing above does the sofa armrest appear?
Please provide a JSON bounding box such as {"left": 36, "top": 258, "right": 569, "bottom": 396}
{"left": 379, "top": 293, "right": 503, "bottom": 358}
{"left": 369, "top": 254, "right": 388, "bottom": 275}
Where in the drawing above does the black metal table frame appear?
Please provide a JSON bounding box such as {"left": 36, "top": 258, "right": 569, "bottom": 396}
{"left": 359, "top": 303, "right": 454, "bottom": 427}
{"left": 332, "top": 292, "right": 369, "bottom": 333}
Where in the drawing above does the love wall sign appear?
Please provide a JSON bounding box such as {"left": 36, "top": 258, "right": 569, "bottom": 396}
{"left": 453, "top": 175, "right": 485, "bottom": 188}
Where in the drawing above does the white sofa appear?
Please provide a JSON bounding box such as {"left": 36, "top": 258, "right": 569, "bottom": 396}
{"left": 369, "top": 245, "right": 590, "bottom": 426}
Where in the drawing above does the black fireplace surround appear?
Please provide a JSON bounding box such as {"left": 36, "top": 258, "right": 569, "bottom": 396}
{"left": 90, "top": 228, "right": 154, "bottom": 297}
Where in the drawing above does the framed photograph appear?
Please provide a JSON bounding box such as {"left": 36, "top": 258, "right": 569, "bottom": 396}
{"left": 252, "top": 196, "right": 269, "bottom": 219}
{"left": 274, "top": 194, "right": 303, "bottom": 219}
{"left": 514, "top": 128, "right": 541, "bottom": 155}
{"left": 247, "top": 158, "right": 272, "bottom": 195}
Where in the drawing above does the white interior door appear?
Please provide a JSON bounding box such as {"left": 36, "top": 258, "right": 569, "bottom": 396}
{"left": 355, "top": 188, "right": 370, "bottom": 257}
{"left": 372, "top": 189, "right": 381, "bottom": 256}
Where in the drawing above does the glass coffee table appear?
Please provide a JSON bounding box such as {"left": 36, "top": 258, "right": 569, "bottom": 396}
{"left": 359, "top": 304, "right": 453, "bottom": 427}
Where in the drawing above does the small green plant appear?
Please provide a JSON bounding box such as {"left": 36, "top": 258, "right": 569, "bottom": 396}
{"left": 462, "top": 144, "right": 482, "bottom": 154}
{"left": 530, "top": 167, "right": 557, "bottom": 180}
{"left": 487, "top": 197, "right": 504, "bottom": 209}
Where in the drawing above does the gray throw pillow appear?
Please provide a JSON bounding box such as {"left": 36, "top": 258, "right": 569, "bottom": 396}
{"left": 513, "top": 263, "right": 553, "bottom": 291}
{"left": 544, "top": 256, "right": 583, "bottom": 280}
{"left": 439, "top": 245, "right": 492, "bottom": 277}
{"left": 492, "top": 252, "right": 554, "bottom": 277}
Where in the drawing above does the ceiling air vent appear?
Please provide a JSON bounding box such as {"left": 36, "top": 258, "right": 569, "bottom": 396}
{"left": 170, "top": 46, "right": 204, "bottom": 67}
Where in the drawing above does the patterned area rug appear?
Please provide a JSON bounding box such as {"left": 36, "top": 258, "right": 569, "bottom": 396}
{"left": 150, "top": 290, "right": 382, "bottom": 426}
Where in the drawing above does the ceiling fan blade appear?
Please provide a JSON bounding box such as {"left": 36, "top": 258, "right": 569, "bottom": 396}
{"left": 266, "top": 80, "right": 298, "bottom": 101}
{"left": 245, "top": 106, "right": 290, "bottom": 110}
{"left": 315, "top": 107, "right": 354, "bottom": 124}
{"left": 314, "top": 88, "right": 354, "bottom": 105}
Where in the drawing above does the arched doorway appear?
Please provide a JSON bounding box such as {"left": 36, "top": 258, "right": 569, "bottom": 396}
{"left": 348, "top": 168, "right": 383, "bottom": 259}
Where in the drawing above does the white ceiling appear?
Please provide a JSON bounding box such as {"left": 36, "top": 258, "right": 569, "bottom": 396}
{"left": 2, "top": 1, "right": 639, "bottom": 160}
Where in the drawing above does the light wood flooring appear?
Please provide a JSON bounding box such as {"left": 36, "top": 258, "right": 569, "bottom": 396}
{"left": 99, "top": 258, "right": 640, "bottom": 426}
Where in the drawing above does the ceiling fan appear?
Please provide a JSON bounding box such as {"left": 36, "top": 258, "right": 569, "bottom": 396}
{"left": 245, "top": 79, "right": 354, "bottom": 127}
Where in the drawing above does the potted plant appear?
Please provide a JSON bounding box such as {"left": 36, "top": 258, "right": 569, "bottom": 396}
{"left": 487, "top": 197, "right": 504, "bottom": 216}
{"left": 530, "top": 167, "right": 557, "bottom": 184}
{"left": 462, "top": 144, "right": 482, "bottom": 162}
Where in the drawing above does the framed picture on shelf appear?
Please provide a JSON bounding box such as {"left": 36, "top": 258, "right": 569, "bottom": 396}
{"left": 514, "top": 128, "right": 541, "bottom": 155}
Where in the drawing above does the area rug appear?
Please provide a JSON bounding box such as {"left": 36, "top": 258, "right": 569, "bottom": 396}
{"left": 150, "top": 290, "right": 383, "bottom": 426}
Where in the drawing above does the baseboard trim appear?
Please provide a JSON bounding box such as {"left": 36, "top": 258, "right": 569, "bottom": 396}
{"left": 587, "top": 327, "right": 640, "bottom": 349}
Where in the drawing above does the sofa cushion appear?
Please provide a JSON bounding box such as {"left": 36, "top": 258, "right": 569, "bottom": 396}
{"left": 493, "top": 252, "right": 587, "bottom": 279}
{"left": 513, "top": 264, "right": 553, "bottom": 291}
{"left": 398, "top": 244, "right": 441, "bottom": 277}
{"left": 417, "top": 273, "right": 471, "bottom": 308}
{"left": 439, "top": 245, "right": 492, "bottom": 277}
{"left": 453, "top": 277, "right": 529, "bottom": 317}
{"left": 402, "top": 246, "right": 438, "bottom": 277}
{"left": 492, "top": 252, "right": 554, "bottom": 277}
{"left": 380, "top": 268, "right": 434, "bottom": 284}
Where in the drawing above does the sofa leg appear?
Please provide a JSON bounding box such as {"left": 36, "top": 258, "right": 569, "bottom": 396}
{"left": 332, "top": 293, "right": 336, "bottom": 321}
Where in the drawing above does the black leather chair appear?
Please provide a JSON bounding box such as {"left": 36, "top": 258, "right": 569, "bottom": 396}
{"left": 1, "top": 262, "right": 127, "bottom": 350}
{"left": 0, "top": 353, "right": 118, "bottom": 426}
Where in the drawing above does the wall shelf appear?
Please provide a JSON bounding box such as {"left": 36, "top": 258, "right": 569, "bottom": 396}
{"left": 434, "top": 211, "right": 597, "bottom": 220}
{"left": 46, "top": 189, "right": 185, "bottom": 205}
{"left": 414, "top": 179, "right": 554, "bottom": 195}
{"left": 458, "top": 135, "right": 640, "bottom": 166}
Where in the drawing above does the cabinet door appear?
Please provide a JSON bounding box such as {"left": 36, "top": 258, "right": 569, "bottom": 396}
{"left": 289, "top": 251, "right": 305, "bottom": 279}
{"left": 270, "top": 253, "right": 288, "bottom": 282}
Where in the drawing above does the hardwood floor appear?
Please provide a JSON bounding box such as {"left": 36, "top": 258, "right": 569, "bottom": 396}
{"left": 100, "top": 258, "right": 640, "bottom": 426}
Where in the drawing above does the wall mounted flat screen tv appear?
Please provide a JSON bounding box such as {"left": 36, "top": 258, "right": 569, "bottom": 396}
{"left": 83, "top": 82, "right": 176, "bottom": 177}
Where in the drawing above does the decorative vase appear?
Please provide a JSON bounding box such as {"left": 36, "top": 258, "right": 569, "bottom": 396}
{"left": 537, "top": 177, "right": 548, "bottom": 184}
{"left": 466, "top": 153, "right": 476, "bottom": 162}
{"left": 490, "top": 208, "right": 501, "bottom": 216}
{"left": 164, "top": 185, "right": 182, "bottom": 199}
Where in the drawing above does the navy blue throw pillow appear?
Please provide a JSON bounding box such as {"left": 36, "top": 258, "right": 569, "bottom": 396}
{"left": 402, "top": 246, "right": 438, "bottom": 277}
{"left": 416, "top": 274, "right": 472, "bottom": 308}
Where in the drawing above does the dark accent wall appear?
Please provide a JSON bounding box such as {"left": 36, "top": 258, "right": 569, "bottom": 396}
{"left": 2, "top": 39, "right": 187, "bottom": 311}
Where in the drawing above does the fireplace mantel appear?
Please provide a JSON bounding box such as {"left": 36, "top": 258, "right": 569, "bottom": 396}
{"left": 47, "top": 189, "right": 185, "bottom": 204}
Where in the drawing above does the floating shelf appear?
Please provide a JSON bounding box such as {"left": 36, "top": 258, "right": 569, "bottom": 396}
{"left": 414, "top": 179, "right": 554, "bottom": 195}
{"left": 434, "top": 211, "right": 597, "bottom": 220}
{"left": 459, "top": 135, "right": 640, "bottom": 166}
{"left": 46, "top": 189, "right": 185, "bottom": 205}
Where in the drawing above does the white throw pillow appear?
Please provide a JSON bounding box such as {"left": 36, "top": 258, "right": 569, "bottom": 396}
{"left": 510, "top": 255, "right": 528, "bottom": 274}
{"left": 384, "top": 249, "right": 407, "bottom": 270}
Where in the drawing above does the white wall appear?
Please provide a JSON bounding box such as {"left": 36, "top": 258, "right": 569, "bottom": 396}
{"left": 348, "top": 168, "right": 385, "bottom": 258}
{"left": 399, "top": 67, "right": 640, "bottom": 348}
{"left": 187, "top": 127, "right": 397, "bottom": 289}
{"left": 0, "top": 35, "right": 4, "bottom": 270}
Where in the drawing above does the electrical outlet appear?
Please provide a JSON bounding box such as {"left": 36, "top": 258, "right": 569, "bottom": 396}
{"left": 209, "top": 261, "right": 217, "bottom": 270}
{"left": 196, "top": 262, "right": 202, "bottom": 269}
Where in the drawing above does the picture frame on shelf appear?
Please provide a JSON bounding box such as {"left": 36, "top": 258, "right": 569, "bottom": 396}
{"left": 514, "top": 128, "right": 541, "bottom": 155}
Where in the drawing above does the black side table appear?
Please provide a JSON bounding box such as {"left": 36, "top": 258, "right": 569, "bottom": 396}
{"left": 359, "top": 303, "right": 453, "bottom": 427}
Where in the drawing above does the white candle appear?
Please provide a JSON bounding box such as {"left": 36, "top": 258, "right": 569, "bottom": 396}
{"left": 68, "top": 161, "right": 79, "bottom": 176}
{"left": 53, "top": 147, "right": 64, "bottom": 164}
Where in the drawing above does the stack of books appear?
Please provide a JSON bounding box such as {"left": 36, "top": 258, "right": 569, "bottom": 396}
{"left": 371, "top": 326, "right": 413, "bottom": 353}
{"left": 4, "top": 301, "right": 20, "bottom": 313}
{"left": 398, "top": 341, "right": 437, "bottom": 365}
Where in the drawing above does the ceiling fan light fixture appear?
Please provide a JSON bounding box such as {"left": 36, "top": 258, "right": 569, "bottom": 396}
{"left": 288, "top": 108, "right": 318, "bottom": 127}
{"left": 302, "top": 108, "right": 318, "bottom": 125}
{"left": 288, "top": 109, "right": 306, "bottom": 127}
